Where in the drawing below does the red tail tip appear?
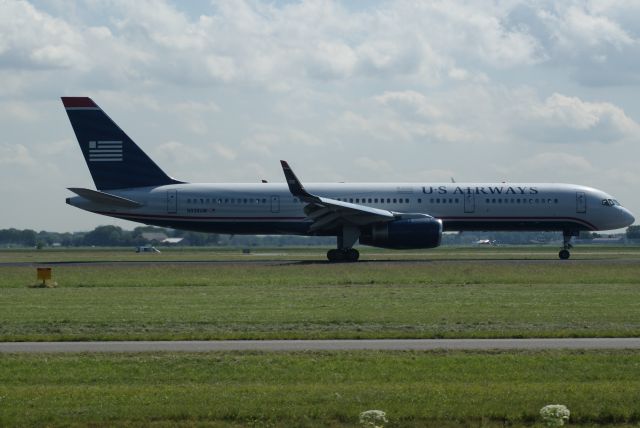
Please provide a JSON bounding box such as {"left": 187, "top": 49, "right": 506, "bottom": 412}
{"left": 61, "top": 97, "right": 97, "bottom": 108}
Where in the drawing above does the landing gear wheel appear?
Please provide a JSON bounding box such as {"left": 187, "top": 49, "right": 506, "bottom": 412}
{"left": 558, "top": 249, "right": 571, "bottom": 260}
{"left": 327, "top": 249, "right": 360, "bottom": 262}
{"left": 327, "top": 249, "right": 341, "bottom": 262}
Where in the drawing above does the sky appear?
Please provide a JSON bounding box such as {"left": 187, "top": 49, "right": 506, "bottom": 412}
{"left": 1, "top": 0, "right": 639, "bottom": 232}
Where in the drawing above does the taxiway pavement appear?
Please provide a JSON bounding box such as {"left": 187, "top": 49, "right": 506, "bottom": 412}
{"left": 2, "top": 338, "right": 640, "bottom": 353}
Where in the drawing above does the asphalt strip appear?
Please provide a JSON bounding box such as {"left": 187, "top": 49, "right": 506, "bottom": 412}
{"left": 2, "top": 338, "right": 640, "bottom": 353}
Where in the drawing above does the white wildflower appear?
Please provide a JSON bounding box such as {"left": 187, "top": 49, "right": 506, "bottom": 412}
{"left": 359, "top": 409, "right": 388, "bottom": 428}
{"left": 540, "top": 404, "right": 570, "bottom": 427}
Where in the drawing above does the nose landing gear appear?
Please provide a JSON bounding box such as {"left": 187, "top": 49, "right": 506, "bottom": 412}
{"left": 559, "top": 230, "right": 577, "bottom": 260}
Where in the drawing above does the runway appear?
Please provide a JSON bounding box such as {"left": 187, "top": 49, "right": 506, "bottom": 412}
{"left": 2, "top": 338, "right": 640, "bottom": 353}
{"left": 2, "top": 257, "right": 639, "bottom": 268}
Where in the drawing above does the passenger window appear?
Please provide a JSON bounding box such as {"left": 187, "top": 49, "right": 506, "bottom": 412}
{"left": 349, "top": 198, "right": 354, "bottom": 203}
{"left": 418, "top": 198, "right": 422, "bottom": 203}
{"left": 374, "top": 198, "right": 379, "bottom": 203}
{"left": 486, "top": 199, "right": 490, "bottom": 203}
{"left": 436, "top": 198, "right": 440, "bottom": 203}
{"left": 393, "top": 198, "right": 397, "bottom": 203}
{"left": 554, "top": 198, "right": 558, "bottom": 204}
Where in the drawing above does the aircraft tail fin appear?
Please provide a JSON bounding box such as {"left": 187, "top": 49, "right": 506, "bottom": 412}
{"left": 62, "top": 97, "right": 182, "bottom": 190}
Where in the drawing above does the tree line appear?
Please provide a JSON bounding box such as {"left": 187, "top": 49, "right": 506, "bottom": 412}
{"left": 0, "top": 225, "right": 638, "bottom": 248}
{"left": 0, "top": 226, "right": 218, "bottom": 248}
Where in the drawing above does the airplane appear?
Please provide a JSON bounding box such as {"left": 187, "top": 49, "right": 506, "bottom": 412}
{"left": 62, "top": 97, "right": 635, "bottom": 262}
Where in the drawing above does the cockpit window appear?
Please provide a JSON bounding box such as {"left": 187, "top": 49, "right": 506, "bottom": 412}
{"left": 602, "top": 199, "right": 620, "bottom": 207}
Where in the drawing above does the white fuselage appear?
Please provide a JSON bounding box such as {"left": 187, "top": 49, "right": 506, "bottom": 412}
{"left": 67, "top": 182, "right": 635, "bottom": 236}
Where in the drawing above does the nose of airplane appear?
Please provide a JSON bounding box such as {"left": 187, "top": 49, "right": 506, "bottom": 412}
{"left": 620, "top": 207, "right": 635, "bottom": 227}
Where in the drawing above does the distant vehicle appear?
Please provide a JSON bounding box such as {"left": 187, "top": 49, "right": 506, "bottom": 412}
{"left": 474, "top": 239, "right": 496, "bottom": 246}
{"left": 62, "top": 97, "right": 635, "bottom": 262}
{"left": 135, "top": 245, "right": 160, "bottom": 253}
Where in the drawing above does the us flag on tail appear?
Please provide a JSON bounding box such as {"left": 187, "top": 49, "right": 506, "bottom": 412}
{"left": 88, "top": 140, "right": 123, "bottom": 162}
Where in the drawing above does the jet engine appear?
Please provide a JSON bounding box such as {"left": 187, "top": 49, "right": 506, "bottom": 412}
{"left": 360, "top": 217, "right": 442, "bottom": 249}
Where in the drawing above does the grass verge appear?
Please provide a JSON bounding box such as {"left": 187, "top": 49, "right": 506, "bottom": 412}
{"left": 1, "top": 258, "right": 640, "bottom": 340}
{"left": 1, "top": 350, "right": 640, "bottom": 427}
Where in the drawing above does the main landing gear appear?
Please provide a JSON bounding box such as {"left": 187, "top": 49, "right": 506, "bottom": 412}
{"left": 559, "top": 230, "right": 577, "bottom": 260}
{"left": 327, "top": 225, "right": 361, "bottom": 263}
{"left": 327, "top": 248, "right": 360, "bottom": 262}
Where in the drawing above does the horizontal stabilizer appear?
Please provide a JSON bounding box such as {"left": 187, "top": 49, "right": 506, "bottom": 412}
{"left": 68, "top": 187, "right": 142, "bottom": 208}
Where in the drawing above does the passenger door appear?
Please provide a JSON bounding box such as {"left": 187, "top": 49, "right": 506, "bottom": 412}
{"left": 464, "top": 192, "right": 475, "bottom": 213}
{"left": 576, "top": 192, "right": 586, "bottom": 213}
{"left": 167, "top": 190, "right": 177, "bottom": 214}
{"left": 270, "top": 195, "right": 280, "bottom": 213}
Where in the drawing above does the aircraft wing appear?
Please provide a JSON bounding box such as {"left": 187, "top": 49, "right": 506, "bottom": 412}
{"left": 280, "top": 161, "right": 396, "bottom": 232}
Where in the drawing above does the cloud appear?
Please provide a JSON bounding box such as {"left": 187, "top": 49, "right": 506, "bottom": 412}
{"left": 519, "top": 93, "right": 640, "bottom": 143}
{"left": 1, "top": 0, "right": 640, "bottom": 230}
{"left": 374, "top": 91, "right": 442, "bottom": 120}
{"left": 0, "top": 0, "right": 550, "bottom": 90}
{"left": 0, "top": 143, "right": 37, "bottom": 167}
{"left": 211, "top": 143, "right": 236, "bottom": 161}
{"left": 354, "top": 156, "right": 392, "bottom": 174}
{"left": 153, "top": 141, "right": 209, "bottom": 166}
{"left": 506, "top": 2, "right": 640, "bottom": 86}
{"left": 0, "top": 1, "right": 86, "bottom": 70}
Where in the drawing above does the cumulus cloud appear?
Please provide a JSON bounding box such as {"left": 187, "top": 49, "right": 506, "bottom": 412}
{"left": 0, "top": 143, "right": 37, "bottom": 167}
{"left": 1, "top": 0, "right": 639, "bottom": 229}
{"left": 519, "top": 93, "right": 640, "bottom": 143}
{"left": 507, "top": 1, "right": 640, "bottom": 85}
{"left": 154, "top": 141, "right": 209, "bottom": 167}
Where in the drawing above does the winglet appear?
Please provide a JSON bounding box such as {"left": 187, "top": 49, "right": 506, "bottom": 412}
{"left": 280, "top": 160, "right": 317, "bottom": 201}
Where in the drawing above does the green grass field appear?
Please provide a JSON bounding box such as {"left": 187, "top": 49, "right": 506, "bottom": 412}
{"left": 1, "top": 247, "right": 640, "bottom": 341}
{"left": 2, "top": 247, "right": 640, "bottom": 427}
{"left": 1, "top": 350, "right": 640, "bottom": 427}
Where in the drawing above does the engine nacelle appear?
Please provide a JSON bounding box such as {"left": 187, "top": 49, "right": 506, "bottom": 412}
{"left": 360, "top": 217, "right": 443, "bottom": 249}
